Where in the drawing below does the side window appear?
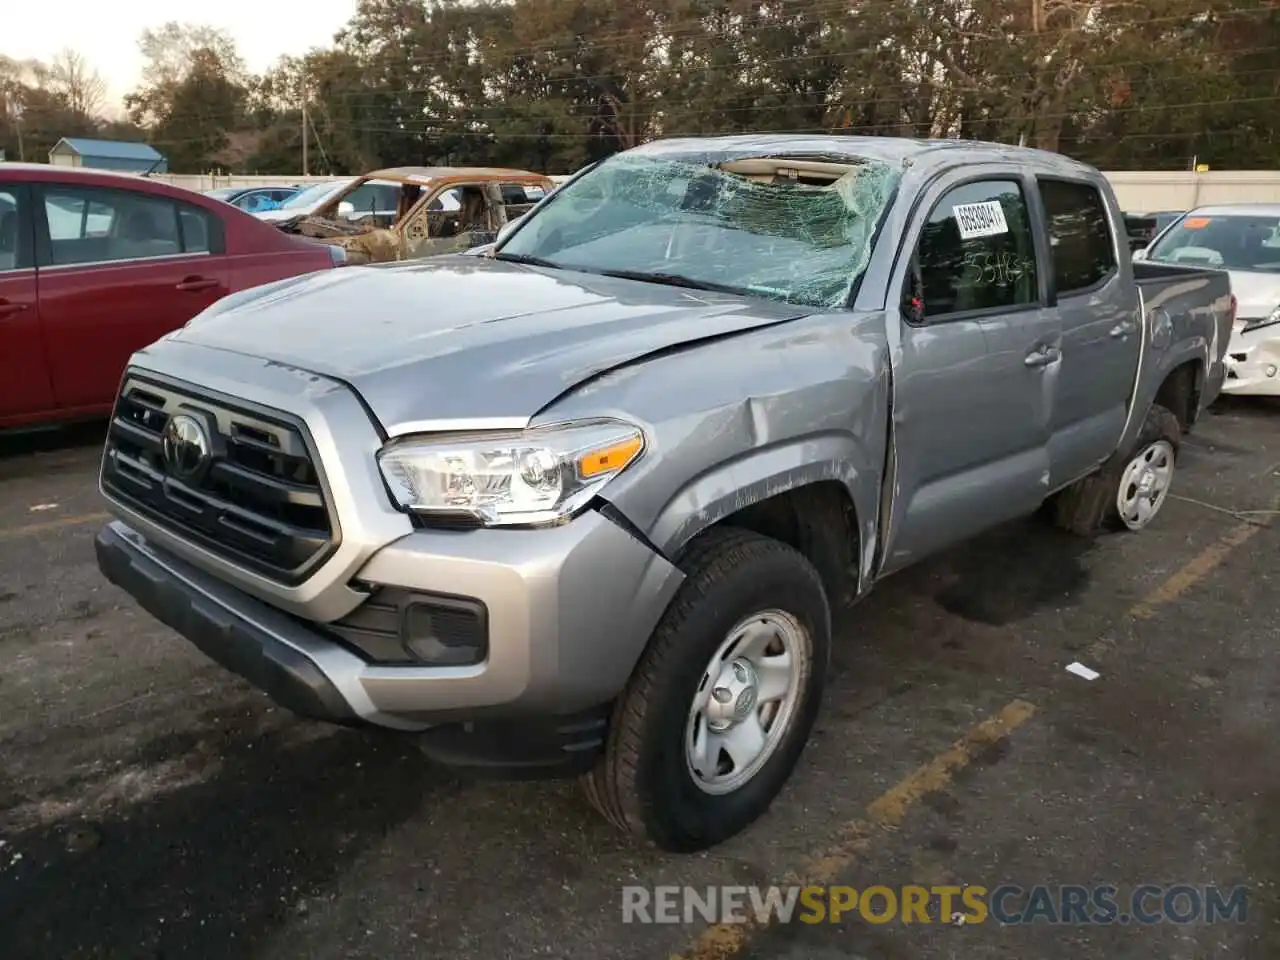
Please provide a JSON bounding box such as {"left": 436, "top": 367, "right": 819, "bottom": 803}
{"left": 0, "top": 187, "right": 28, "bottom": 272}
{"left": 1038, "top": 179, "right": 1117, "bottom": 295}
{"left": 376, "top": 184, "right": 403, "bottom": 211}
{"left": 428, "top": 187, "right": 463, "bottom": 212}
{"left": 44, "top": 187, "right": 182, "bottom": 266}
{"left": 241, "top": 193, "right": 274, "bottom": 213}
{"left": 913, "top": 180, "right": 1039, "bottom": 319}
{"left": 177, "top": 204, "right": 218, "bottom": 254}
{"left": 501, "top": 182, "right": 544, "bottom": 217}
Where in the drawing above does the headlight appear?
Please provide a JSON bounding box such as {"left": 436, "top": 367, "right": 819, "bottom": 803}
{"left": 376, "top": 419, "right": 645, "bottom": 526}
{"left": 1243, "top": 306, "right": 1280, "bottom": 333}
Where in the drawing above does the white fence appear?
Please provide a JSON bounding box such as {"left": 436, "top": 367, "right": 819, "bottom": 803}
{"left": 1104, "top": 171, "right": 1280, "bottom": 211}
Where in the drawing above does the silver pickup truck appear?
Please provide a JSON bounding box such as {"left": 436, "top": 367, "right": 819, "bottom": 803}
{"left": 93, "top": 135, "right": 1233, "bottom": 853}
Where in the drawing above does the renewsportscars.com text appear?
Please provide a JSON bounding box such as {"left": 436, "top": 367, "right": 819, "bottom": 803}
{"left": 621, "top": 884, "right": 1248, "bottom": 926}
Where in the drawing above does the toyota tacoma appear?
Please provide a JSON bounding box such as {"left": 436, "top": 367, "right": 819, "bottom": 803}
{"left": 94, "top": 135, "right": 1234, "bottom": 852}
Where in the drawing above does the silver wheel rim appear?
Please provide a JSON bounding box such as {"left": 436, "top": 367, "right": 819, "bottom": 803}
{"left": 1116, "top": 439, "right": 1175, "bottom": 530}
{"left": 684, "top": 609, "right": 809, "bottom": 796}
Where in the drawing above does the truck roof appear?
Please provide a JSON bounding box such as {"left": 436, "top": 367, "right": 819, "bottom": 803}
{"left": 630, "top": 134, "right": 1100, "bottom": 178}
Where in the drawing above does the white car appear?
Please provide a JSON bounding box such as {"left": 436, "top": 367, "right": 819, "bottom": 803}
{"left": 254, "top": 177, "right": 463, "bottom": 227}
{"left": 254, "top": 178, "right": 357, "bottom": 224}
{"left": 1139, "top": 204, "right": 1280, "bottom": 396}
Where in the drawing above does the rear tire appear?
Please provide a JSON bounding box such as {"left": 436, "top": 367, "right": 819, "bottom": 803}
{"left": 1052, "top": 403, "right": 1181, "bottom": 536}
{"left": 581, "top": 526, "right": 831, "bottom": 852}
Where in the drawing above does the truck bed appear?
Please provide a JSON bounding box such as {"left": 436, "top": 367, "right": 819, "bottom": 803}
{"left": 1131, "top": 258, "right": 1234, "bottom": 414}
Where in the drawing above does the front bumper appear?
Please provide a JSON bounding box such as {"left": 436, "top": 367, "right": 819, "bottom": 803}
{"left": 1222, "top": 325, "right": 1280, "bottom": 396}
{"left": 97, "top": 511, "right": 683, "bottom": 733}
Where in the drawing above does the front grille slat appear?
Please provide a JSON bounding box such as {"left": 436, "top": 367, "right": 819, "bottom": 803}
{"left": 101, "top": 376, "right": 337, "bottom": 584}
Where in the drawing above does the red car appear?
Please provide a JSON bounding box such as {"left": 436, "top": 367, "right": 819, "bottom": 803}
{"left": 0, "top": 164, "right": 344, "bottom": 430}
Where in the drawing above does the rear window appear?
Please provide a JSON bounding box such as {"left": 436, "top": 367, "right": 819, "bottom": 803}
{"left": 1038, "top": 179, "right": 1117, "bottom": 294}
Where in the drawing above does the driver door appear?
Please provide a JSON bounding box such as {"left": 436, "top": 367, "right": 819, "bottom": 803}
{"left": 402, "top": 183, "right": 502, "bottom": 257}
{"left": 879, "top": 170, "right": 1060, "bottom": 573}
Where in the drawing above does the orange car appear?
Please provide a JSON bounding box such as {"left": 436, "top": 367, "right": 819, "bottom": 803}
{"left": 275, "top": 166, "right": 556, "bottom": 264}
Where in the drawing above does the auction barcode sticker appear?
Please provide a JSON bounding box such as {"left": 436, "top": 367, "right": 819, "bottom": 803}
{"left": 953, "top": 200, "right": 1009, "bottom": 239}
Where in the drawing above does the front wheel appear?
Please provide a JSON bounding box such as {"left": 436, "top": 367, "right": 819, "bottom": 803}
{"left": 581, "top": 527, "right": 831, "bottom": 852}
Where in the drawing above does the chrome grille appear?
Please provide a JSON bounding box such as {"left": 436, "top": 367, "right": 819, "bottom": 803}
{"left": 100, "top": 374, "right": 337, "bottom": 584}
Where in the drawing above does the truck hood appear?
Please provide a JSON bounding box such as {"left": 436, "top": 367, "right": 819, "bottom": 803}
{"left": 172, "top": 256, "right": 809, "bottom": 433}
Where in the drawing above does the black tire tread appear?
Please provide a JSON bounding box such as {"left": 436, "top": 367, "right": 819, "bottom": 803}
{"left": 1053, "top": 402, "right": 1181, "bottom": 537}
{"left": 580, "top": 525, "right": 827, "bottom": 845}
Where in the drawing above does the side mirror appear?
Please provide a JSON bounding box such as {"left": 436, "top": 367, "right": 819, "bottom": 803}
{"left": 1132, "top": 247, "right": 1148, "bottom": 261}
{"left": 337, "top": 201, "right": 356, "bottom": 219}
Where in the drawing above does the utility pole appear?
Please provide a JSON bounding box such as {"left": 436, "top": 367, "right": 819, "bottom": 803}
{"left": 1023, "top": 0, "right": 1044, "bottom": 151}
{"left": 301, "top": 79, "right": 309, "bottom": 177}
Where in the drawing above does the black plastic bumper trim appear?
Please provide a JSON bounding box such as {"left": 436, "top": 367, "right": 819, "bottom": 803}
{"left": 411, "top": 705, "right": 611, "bottom": 780}
{"left": 94, "top": 525, "right": 357, "bottom": 725}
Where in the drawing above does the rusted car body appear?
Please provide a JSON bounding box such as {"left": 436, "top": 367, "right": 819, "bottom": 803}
{"left": 275, "top": 167, "right": 557, "bottom": 264}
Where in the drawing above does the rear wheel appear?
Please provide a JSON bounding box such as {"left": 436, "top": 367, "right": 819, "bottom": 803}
{"left": 1052, "top": 402, "right": 1181, "bottom": 536}
{"left": 581, "top": 527, "right": 831, "bottom": 852}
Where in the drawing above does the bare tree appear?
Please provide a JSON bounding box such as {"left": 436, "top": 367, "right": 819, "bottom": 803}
{"left": 48, "top": 48, "right": 106, "bottom": 119}
{"left": 137, "top": 22, "right": 246, "bottom": 90}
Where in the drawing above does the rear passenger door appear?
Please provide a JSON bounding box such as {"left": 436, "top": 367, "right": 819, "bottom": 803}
{"left": 0, "top": 183, "right": 57, "bottom": 421}
{"left": 35, "top": 184, "right": 230, "bottom": 411}
{"left": 1035, "top": 177, "right": 1138, "bottom": 488}
{"left": 881, "top": 171, "right": 1060, "bottom": 572}
{"left": 500, "top": 182, "right": 547, "bottom": 222}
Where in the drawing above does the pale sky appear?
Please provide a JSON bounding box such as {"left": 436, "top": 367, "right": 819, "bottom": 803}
{"left": 6, "top": 1, "right": 359, "bottom": 116}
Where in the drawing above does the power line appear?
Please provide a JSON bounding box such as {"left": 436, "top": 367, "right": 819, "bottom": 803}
{"left": 317, "top": 1, "right": 1277, "bottom": 80}
{"left": 134, "top": 91, "right": 1280, "bottom": 150}
{"left": 292, "top": 57, "right": 1280, "bottom": 132}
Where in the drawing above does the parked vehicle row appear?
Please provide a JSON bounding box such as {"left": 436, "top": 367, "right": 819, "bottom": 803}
{"left": 1134, "top": 205, "right": 1280, "bottom": 395}
{"left": 269, "top": 167, "right": 555, "bottom": 263}
{"left": 91, "top": 135, "right": 1234, "bottom": 855}
{"left": 0, "top": 161, "right": 558, "bottom": 430}
{"left": 0, "top": 163, "right": 345, "bottom": 429}
{"left": 204, "top": 184, "right": 304, "bottom": 214}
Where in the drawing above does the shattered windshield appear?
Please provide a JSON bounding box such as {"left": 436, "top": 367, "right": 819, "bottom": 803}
{"left": 495, "top": 153, "right": 900, "bottom": 308}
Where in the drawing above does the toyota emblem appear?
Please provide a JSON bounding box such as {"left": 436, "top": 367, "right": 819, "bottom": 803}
{"left": 161, "top": 414, "right": 211, "bottom": 481}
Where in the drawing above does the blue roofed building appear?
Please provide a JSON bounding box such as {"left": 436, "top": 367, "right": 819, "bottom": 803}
{"left": 47, "top": 138, "right": 168, "bottom": 174}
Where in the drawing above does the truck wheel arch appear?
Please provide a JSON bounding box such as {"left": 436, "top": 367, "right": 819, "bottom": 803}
{"left": 1153, "top": 358, "right": 1204, "bottom": 431}
{"left": 641, "top": 445, "right": 872, "bottom": 610}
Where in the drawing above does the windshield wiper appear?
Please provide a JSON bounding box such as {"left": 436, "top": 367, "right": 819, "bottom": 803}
{"left": 492, "top": 252, "right": 562, "bottom": 268}
{"left": 594, "top": 268, "right": 748, "bottom": 296}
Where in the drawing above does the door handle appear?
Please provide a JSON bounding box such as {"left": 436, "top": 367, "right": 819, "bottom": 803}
{"left": 176, "top": 276, "right": 220, "bottom": 292}
{"left": 1024, "top": 345, "right": 1061, "bottom": 368}
{"left": 1110, "top": 320, "right": 1137, "bottom": 338}
{"left": 0, "top": 299, "right": 29, "bottom": 319}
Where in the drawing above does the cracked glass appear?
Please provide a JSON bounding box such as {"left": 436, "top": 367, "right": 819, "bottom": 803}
{"left": 496, "top": 152, "right": 901, "bottom": 308}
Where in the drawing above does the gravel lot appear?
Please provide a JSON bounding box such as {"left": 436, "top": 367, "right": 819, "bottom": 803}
{"left": 0, "top": 398, "right": 1277, "bottom": 960}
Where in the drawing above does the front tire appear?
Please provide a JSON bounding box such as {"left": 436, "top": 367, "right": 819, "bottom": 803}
{"left": 581, "top": 527, "right": 831, "bottom": 852}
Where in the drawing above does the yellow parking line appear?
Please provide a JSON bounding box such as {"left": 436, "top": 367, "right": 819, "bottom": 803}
{"left": 1127, "top": 490, "right": 1280, "bottom": 620}
{"left": 671, "top": 699, "right": 1037, "bottom": 960}
{"left": 0, "top": 512, "right": 109, "bottom": 542}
